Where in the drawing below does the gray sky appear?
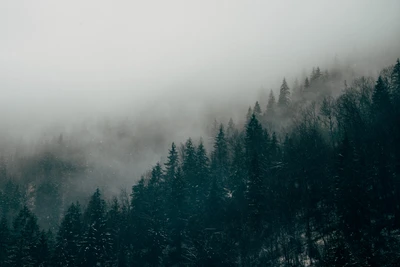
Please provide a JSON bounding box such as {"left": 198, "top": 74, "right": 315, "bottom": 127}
{"left": 1, "top": 0, "right": 400, "bottom": 133}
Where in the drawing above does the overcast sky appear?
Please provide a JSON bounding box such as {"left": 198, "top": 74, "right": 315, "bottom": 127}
{"left": 1, "top": 0, "right": 400, "bottom": 133}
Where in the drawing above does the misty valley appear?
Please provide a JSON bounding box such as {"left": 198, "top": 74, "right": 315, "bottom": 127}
{"left": 0, "top": 58, "right": 400, "bottom": 267}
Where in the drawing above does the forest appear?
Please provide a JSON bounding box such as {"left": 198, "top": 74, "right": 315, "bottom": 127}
{"left": 1, "top": 58, "right": 400, "bottom": 266}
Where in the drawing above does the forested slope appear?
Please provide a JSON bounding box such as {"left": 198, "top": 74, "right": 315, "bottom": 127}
{"left": 1, "top": 59, "right": 400, "bottom": 266}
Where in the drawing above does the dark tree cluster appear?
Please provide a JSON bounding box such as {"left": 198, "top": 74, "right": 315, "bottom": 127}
{"left": 1, "top": 59, "right": 400, "bottom": 266}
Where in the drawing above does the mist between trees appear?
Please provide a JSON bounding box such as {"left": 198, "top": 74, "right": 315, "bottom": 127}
{"left": 1, "top": 58, "right": 400, "bottom": 266}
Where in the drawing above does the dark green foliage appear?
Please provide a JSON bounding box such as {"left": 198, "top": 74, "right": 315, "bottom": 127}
{"left": 266, "top": 90, "right": 276, "bottom": 117}
{"left": 1, "top": 59, "right": 400, "bottom": 266}
{"left": 0, "top": 179, "right": 24, "bottom": 221}
{"left": 372, "top": 76, "right": 391, "bottom": 114}
{"left": 246, "top": 106, "right": 253, "bottom": 123}
{"left": 8, "top": 206, "right": 41, "bottom": 267}
{"left": 78, "top": 189, "right": 112, "bottom": 267}
{"left": 278, "top": 78, "right": 290, "bottom": 108}
{"left": 211, "top": 124, "right": 229, "bottom": 184}
{"left": 164, "top": 142, "right": 179, "bottom": 184}
{"left": 34, "top": 180, "right": 61, "bottom": 231}
{"left": 253, "top": 101, "right": 262, "bottom": 120}
{"left": 0, "top": 215, "right": 10, "bottom": 263}
{"left": 53, "top": 202, "right": 82, "bottom": 266}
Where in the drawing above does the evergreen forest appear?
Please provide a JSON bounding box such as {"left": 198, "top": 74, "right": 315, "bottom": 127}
{"left": 1, "top": 59, "right": 400, "bottom": 266}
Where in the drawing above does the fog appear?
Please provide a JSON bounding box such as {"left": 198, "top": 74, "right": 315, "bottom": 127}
{"left": 1, "top": 0, "right": 400, "bottom": 192}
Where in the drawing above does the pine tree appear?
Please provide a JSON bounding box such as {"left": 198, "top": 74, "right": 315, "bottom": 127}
{"left": 129, "top": 178, "right": 149, "bottom": 265}
{"left": 36, "top": 230, "right": 50, "bottom": 267}
{"left": 146, "top": 163, "right": 166, "bottom": 266}
{"left": 245, "top": 114, "right": 265, "bottom": 159}
{"left": 167, "top": 167, "right": 188, "bottom": 266}
{"left": 164, "top": 142, "right": 179, "bottom": 198}
{"left": 106, "top": 197, "right": 123, "bottom": 266}
{"left": 196, "top": 139, "right": 210, "bottom": 196}
{"left": 211, "top": 124, "right": 229, "bottom": 185}
{"left": 310, "top": 66, "right": 322, "bottom": 83}
{"left": 265, "top": 90, "right": 276, "bottom": 118}
{"left": 79, "top": 189, "right": 112, "bottom": 267}
{"left": 253, "top": 101, "right": 262, "bottom": 120}
{"left": 246, "top": 106, "right": 253, "bottom": 123}
{"left": 8, "top": 206, "right": 41, "bottom": 267}
{"left": 245, "top": 115, "right": 267, "bottom": 242}
{"left": 270, "top": 132, "right": 279, "bottom": 161}
{"left": 372, "top": 76, "right": 391, "bottom": 114}
{"left": 53, "top": 202, "right": 82, "bottom": 266}
{"left": 278, "top": 78, "right": 290, "bottom": 108}
{"left": 334, "top": 136, "right": 371, "bottom": 264}
{"left": 226, "top": 118, "right": 236, "bottom": 139}
{"left": 182, "top": 138, "right": 198, "bottom": 201}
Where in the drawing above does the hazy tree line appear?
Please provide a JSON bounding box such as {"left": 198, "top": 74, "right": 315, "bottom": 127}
{"left": 1, "top": 59, "right": 400, "bottom": 266}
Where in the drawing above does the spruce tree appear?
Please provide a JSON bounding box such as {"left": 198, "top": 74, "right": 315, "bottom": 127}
{"left": 266, "top": 90, "right": 276, "bottom": 118}
{"left": 372, "top": 76, "right": 391, "bottom": 114}
{"left": 211, "top": 124, "right": 229, "bottom": 184}
{"left": 167, "top": 167, "right": 188, "bottom": 266}
{"left": 53, "top": 202, "right": 83, "bottom": 266}
{"left": 253, "top": 101, "right": 262, "bottom": 120}
{"left": 129, "top": 178, "right": 149, "bottom": 266}
{"left": 8, "top": 206, "right": 41, "bottom": 267}
{"left": 278, "top": 78, "right": 290, "bottom": 108}
{"left": 245, "top": 115, "right": 267, "bottom": 247}
{"left": 79, "top": 189, "right": 112, "bottom": 267}
{"left": 165, "top": 142, "right": 179, "bottom": 181}
{"left": 146, "top": 163, "right": 166, "bottom": 266}
{"left": 246, "top": 106, "right": 253, "bottom": 123}
{"left": 196, "top": 139, "right": 210, "bottom": 196}
{"left": 36, "top": 230, "right": 50, "bottom": 267}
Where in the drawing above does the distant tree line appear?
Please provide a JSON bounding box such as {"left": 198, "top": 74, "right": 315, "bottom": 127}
{"left": 1, "top": 59, "right": 400, "bottom": 266}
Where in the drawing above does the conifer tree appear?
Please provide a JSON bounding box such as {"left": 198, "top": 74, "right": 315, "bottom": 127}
{"left": 196, "top": 139, "right": 210, "bottom": 195}
{"left": 245, "top": 115, "right": 267, "bottom": 242}
{"left": 79, "top": 189, "right": 112, "bottom": 267}
{"left": 226, "top": 118, "right": 236, "bottom": 139}
{"left": 182, "top": 138, "right": 198, "bottom": 203}
{"left": 106, "top": 198, "right": 126, "bottom": 266}
{"left": 246, "top": 106, "right": 253, "bottom": 123}
{"left": 129, "top": 178, "right": 149, "bottom": 265}
{"left": 253, "top": 101, "right": 262, "bottom": 120}
{"left": 164, "top": 142, "right": 179, "bottom": 200}
{"left": 8, "top": 206, "right": 41, "bottom": 267}
{"left": 167, "top": 167, "right": 188, "bottom": 266}
{"left": 53, "top": 202, "right": 83, "bottom": 266}
{"left": 278, "top": 78, "right": 290, "bottom": 108}
{"left": 211, "top": 124, "right": 229, "bottom": 183}
{"left": 36, "top": 230, "right": 50, "bottom": 267}
{"left": 265, "top": 90, "right": 276, "bottom": 118}
{"left": 136, "top": 163, "right": 165, "bottom": 266}
{"left": 372, "top": 76, "right": 391, "bottom": 114}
